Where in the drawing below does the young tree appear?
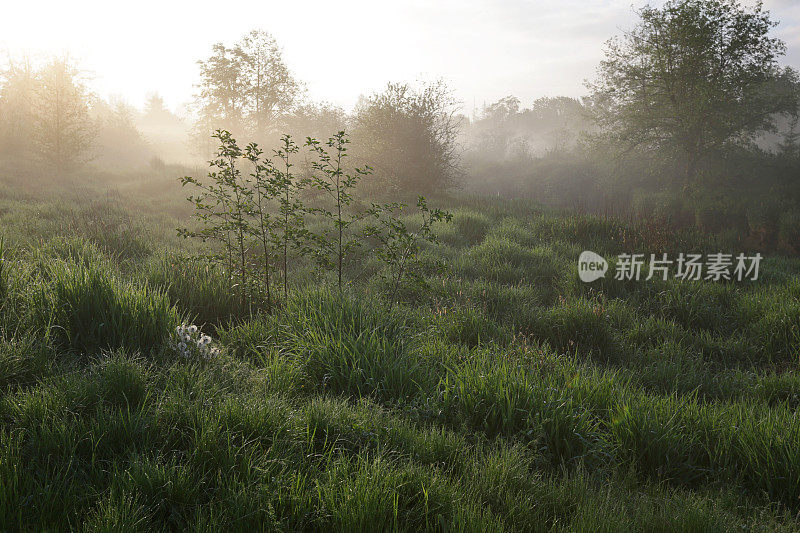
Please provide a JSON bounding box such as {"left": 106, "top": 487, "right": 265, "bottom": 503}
{"left": 180, "top": 130, "right": 253, "bottom": 309}
{"left": 364, "top": 196, "right": 451, "bottom": 308}
{"left": 353, "top": 80, "right": 462, "bottom": 194}
{"left": 306, "top": 131, "right": 371, "bottom": 291}
{"left": 272, "top": 135, "right": 305, "bottom": 300}
{"left": 244, "top": 142, "right": 278, "bottom": 313}
{"left": 32, "top": 56, "right": 95, "bottom": 170}
{"left": 589, "top": 0, "right": 799, "bottom": 186}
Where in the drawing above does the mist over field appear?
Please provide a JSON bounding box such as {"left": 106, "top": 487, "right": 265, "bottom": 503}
{"left": 1, "top": 1, "right": 800, "bottom": 530}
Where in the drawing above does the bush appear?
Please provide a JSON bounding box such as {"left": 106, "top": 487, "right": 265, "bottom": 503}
{"left": 353, "top": 81, "right": 461, "bottom": 194}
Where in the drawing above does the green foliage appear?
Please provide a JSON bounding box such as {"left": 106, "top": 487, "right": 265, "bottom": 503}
{"left": 365, "top": 196, "right": 451, "bottom": 306}
{"left": 4, "top": 183, "right": 800, "bottom": 529}
{"left": 181, "top": 130, "right": 451, "bottom": 307}
{"left": 305, "top": 131, "right": 373, "bottom": 291}
{"left": 589, "top": 0, "right": 798, "bottom": 185}
{"left": 273, "top": 134, "right": 307, "bottom": 299}
{"left": 42, "top": 259, "right": 179, "bottom": 354}
{"left": 180, "top": 130, "right": 254, "bottom": 308}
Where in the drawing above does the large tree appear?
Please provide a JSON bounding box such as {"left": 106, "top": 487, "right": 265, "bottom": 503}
{"left": 193, "top": 42, "right": 248, "bottom": 150}
{"left": 193, "top": 30, "right": 300, "bottom": 152}
{"left": 589, "top": 0, "right": 799, "bottom": 185}
{"left": 237, "top": 30, "right": 300, "bottom": 140}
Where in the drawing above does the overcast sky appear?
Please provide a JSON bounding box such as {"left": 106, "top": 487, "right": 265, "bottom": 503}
{"left": 2, "top": 0, "right": 799, "bottom": 115}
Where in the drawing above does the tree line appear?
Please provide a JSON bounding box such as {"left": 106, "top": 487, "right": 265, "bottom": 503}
{"left": 190, "top": 30, "right": 462, "bottom": 195}
{"left": 463, "top": 0, "right": 800, "bottom": 251}
{"left": 1, "top": 0, "right": 799, "bottom": 248}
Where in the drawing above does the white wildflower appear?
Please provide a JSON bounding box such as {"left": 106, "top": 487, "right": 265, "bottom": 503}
{"left": 171, "top": 323, "right": 219, "bottom": 362}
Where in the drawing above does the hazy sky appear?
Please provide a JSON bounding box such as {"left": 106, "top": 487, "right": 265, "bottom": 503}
{"left": 2, "top": 0, "right": 799, "bottom": 115}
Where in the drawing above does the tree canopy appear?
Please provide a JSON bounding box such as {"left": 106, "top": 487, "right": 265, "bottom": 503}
{"left": 353, "top": 81, "right": 462, "bottom": 195}
{"left": 193, "top": 30, "right": 301, "bottom": 152}
{"left": 589, "top": 0, "right": 799, "bottom": 185}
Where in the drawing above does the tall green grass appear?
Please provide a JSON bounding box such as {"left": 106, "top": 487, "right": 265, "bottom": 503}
{"left": 1, "top": 187, "right": 800, "bottom": 529}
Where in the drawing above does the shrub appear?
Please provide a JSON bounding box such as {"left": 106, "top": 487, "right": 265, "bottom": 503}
{"left": 352, "top": 80, "right": 461, "bottom": 194}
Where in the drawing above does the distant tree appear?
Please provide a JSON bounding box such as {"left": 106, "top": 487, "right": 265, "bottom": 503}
{"left": 474, "top": 96, "right": 523, "bottom": 158}
{"left": 144, "top": 92, "right": 168, "bottom": 117}
{"left": 467, "top": 95, "right": 589, "bottom": 161}
{"left": 99, "top": 97, "right": 140, "bottom": 139}
{"left": 284, "top": 101, "right": 348, "bottom": 142}
{"left": 193, "top": 43, "right": 248, "bottom": 150}
{"left": 589, "top": 0, "right": 799, "bottom": 186}
{"left": 525, "top": 97, "right": 589, "bottom": 153}
{"left": 94, "top": 97, "right": 153, "bottom": 168}
{"left": 32, "top": 56, "right": 95, "bottom": 170}
{"left": 353, "top": 81, "right": 462, "bottom": 194}
{"left": 483, "top": 96, "right": 520, "bottom": 122}
{"left": 0, "top": 56, "right": 37, "bottom": 159}
{"left": 193, "top": 30, "right": 300, "bottom": 153}
{"left": 237, "top": 30, "right": 301, "bottom": 141}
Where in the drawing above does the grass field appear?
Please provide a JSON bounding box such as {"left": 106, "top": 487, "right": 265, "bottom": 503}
{"left": 1, "top": 169, "right": 800, "bottom": 531}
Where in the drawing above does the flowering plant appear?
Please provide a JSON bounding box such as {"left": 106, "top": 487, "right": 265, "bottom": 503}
{"left": 172, "top": 324, "right": 220, "bottom": 360}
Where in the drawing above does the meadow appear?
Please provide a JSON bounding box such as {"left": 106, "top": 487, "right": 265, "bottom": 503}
{"left": 1, "top": 167, "right": 800, "bottom": 531}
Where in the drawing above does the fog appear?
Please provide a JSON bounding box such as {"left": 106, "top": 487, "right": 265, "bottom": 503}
{"left": 3, "top": 1, "right": 797, "bottom": 112}
{"left": 1, "top": 0, "right": 799, "bottom": 251}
